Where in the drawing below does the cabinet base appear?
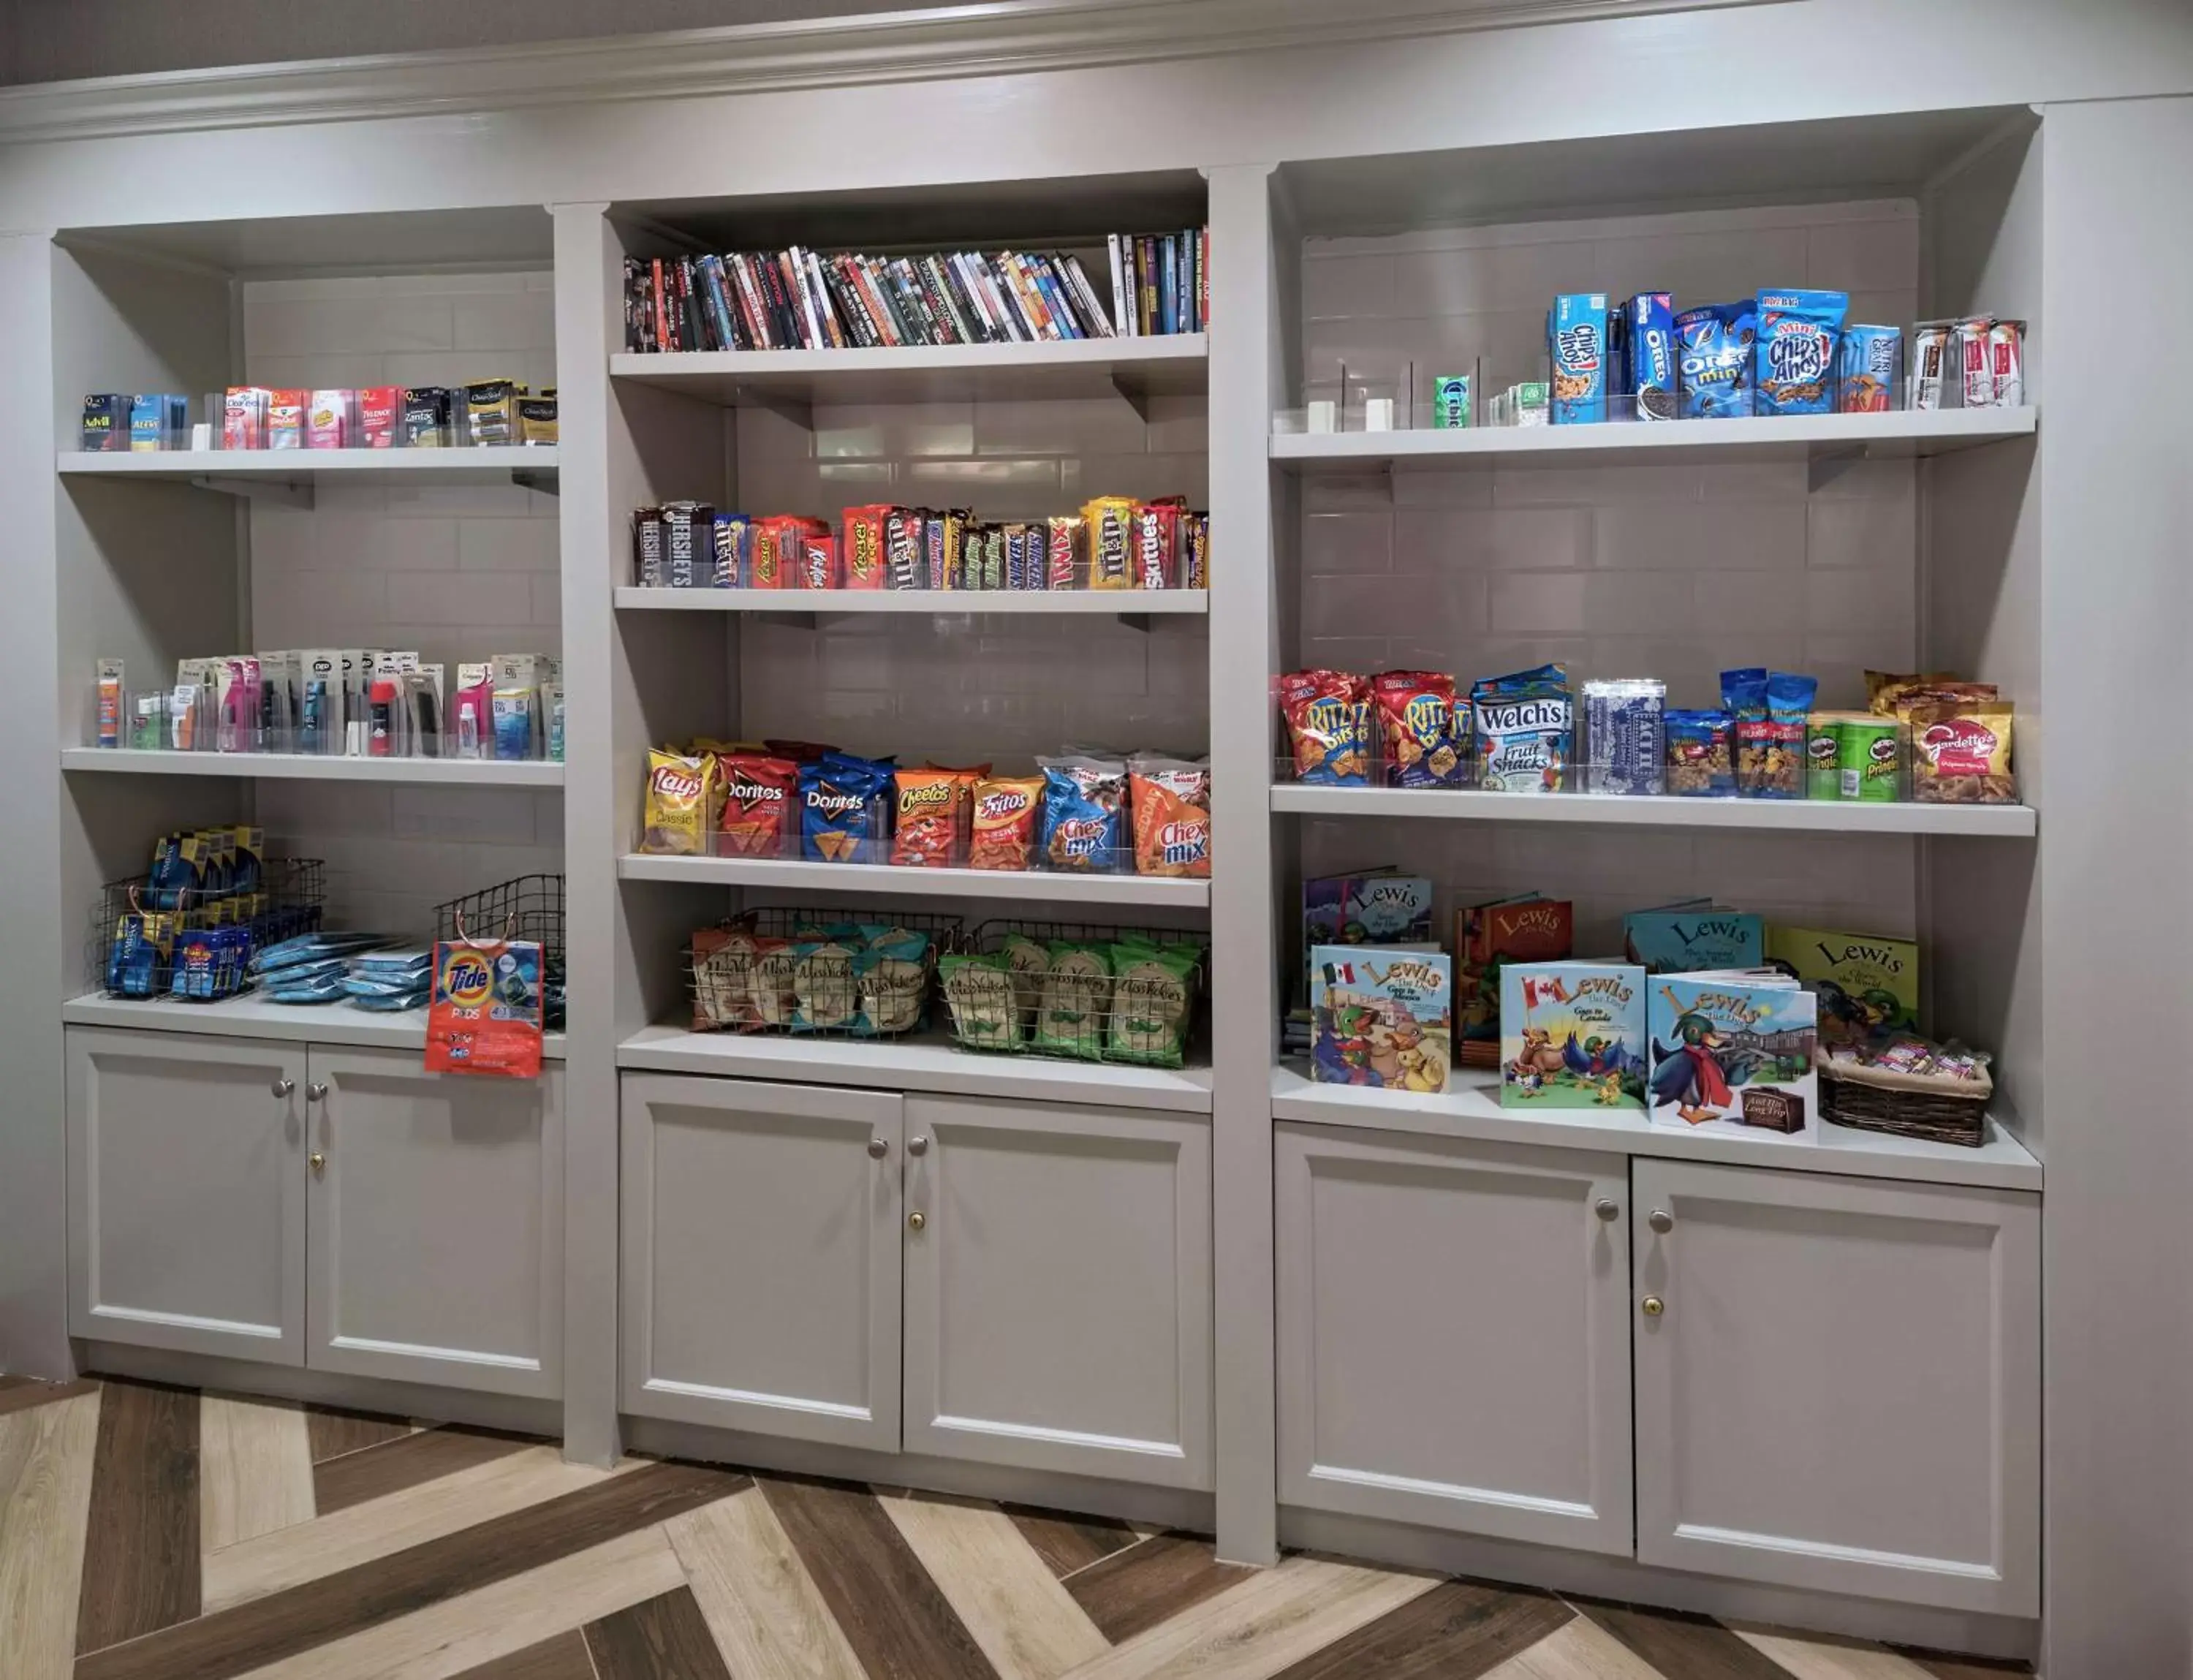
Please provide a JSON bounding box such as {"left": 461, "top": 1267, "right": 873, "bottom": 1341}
{"left": 1279, "top": 1507, "right": 2038, "bottom": 1665}
{"left": 624, "top": 1412, "right": 1214, "bottom": 1537}
{"left": 80, "top": 1340, "right": 564, "bottom": 1441}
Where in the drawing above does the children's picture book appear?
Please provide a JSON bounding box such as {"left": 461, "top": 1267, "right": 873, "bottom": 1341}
{"left": 1647, "top": 970, "right": 1819, "bottom": 1139}
{"left": 1764, "top": 924, "right": 1919, "bottom": 1045}
{"left": 1624, "top": 901, "right": 1764, "bottom": 975}
{"left": 1301, "top": 870, "right": 1433, "bottom": 991}
{"left": 1499, "top": 961, "right": 1647, "bottom": 1109}
{"left": 1310, "top": 944, "right": 1452, "bottom": 1093}
{"left": 1455, "top": 894, "right": 1573, "bottom": 1064}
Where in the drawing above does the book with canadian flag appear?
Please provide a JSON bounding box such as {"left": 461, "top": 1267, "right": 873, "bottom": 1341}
{"left": 1499, "top": 961, "right": 1647, "bottom": 1110}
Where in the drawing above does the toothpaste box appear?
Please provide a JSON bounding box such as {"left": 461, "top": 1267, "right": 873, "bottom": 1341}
{"left": 1549, "top": 293, "right": 1610, "bottom": 425}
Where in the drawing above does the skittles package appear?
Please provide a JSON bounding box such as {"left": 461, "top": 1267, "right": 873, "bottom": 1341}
{"left": 1371, "top": 670, "right": 1468, "bottom": 788}
{"left": 800, "top": 752, "right": 893, "bottom": 863}
{"left": 1676, "top": 302, "right": 1757, "bottom": 418}
{"left": 1754, "top": 289, "right": 1848, "bottom": 416}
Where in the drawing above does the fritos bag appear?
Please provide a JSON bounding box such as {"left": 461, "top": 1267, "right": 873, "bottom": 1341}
{"left": 969, "top": 776, "right": 1043, "bottom": 871}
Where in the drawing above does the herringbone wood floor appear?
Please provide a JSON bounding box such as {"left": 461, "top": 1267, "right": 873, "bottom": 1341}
{"left": 0, "top": 1374, "right": 2029, "bottom": 1680}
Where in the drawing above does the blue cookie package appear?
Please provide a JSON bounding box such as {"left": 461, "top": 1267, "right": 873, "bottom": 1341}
{"left": 1676, "top": 303, "right": 1756, "bottom": 419}
{"left": 1548, "top": 293, "right": 1610, "bottom": 425}
{"left": 1754, "top": 288, "right": 1849, "bottom": 415}
{"left": 1626, "top": 292, "right": 1677, "bottom": 422}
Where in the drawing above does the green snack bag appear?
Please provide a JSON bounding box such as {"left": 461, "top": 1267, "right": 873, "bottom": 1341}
{"left": 1033, "top": 942, "right": 1112, "bottom": 1060}
{"left": 1104, "top": 942, "right": 1199, "bottom": 1067}
{"left": 940, "top": 952, "right": 1018, "bottom": 1049}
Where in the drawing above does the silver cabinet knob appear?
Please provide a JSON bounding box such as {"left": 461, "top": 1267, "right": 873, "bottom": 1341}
{"left": 306, "top": 1083, "right": 329, "bottom": 1103}
{"left": 270, "top": 1078, "right": 294, "bottom": 1098}
{"left": 1648, "top": 1209, "right": 1673, "bottom": 1233}
{"left": 908, "top": 1135, "right": 929, "bottom": 1156}
{"left": 867, "top": 1137, "right": 888, "bottom": 1159}
{"left": 1594, "top": 1198, "right": 1619, "bottom": 1221}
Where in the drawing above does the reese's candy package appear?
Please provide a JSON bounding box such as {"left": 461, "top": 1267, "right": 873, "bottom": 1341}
{"left": 1279, "top": 669, "right": 1371, "bottom": 786}
{"left": 842, "top": 505, "right": 893, "bottom": 589}
{"left": 1371, "top": 670, "right": 1466, "bottom": 788}
{"left": 1129, "top": 758, "right": 1212, "bottom": 878}
{"left": 890, "top": 768, "right": 963, "bottom": 867}
{"left": 1038, "top": 757, "right": 1128, "bottom": 873}
{"left": 716, "top": 752, "right": 800, "bottom": 858}
{"left": 969, "top": 776, "right": 1044, "bottom": 871}
{"left": 642, "top": 749, "right": 718, "bottom": 855}
{"left": 801, "top": 753, "right": 893, "bottom": 863}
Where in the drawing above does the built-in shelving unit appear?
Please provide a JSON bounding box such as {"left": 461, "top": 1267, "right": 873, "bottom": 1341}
{"left": 1270, "top": 783, "right": 2035, "bottom": 836}
{"left": 61, "top": 990, "right": 570, "bottom": 1059}
{"left": 610, "top": 334, "right": 1207, "bottom": 407}
{"left": 61, "top": 748, "right": 565, "bottom": 787}
{"left": 616, "top": 852, "right": 1212, "bottom": 907}
{"left": 613, "top": 586, "right": 1208, "bottom": 617}
{"left": 56, "top": 447, "right": 559, "bottom": 491}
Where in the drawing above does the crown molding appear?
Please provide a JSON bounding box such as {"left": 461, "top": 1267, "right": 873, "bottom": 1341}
{"left": 0, "top": 0, "right": 1762, "bottom": 146}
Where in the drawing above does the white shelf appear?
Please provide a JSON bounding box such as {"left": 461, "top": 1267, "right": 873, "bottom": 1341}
{"left": 1269, "top": 406, "right": 2037, "bottom": 470}
{"left": 62, "top": 991, "right": 568, "bottom": 1062}
{"left": 61, "top": 748, "right": 565, "bottom": 787}
{"left": 610, "top": 335, "right": 1208, "bottom": 406}
{"left": 1270, "top": 783, "right": 2036, "bottom": 838}
{"left": 617, "top": 853, "right": 1212, "bottom": 907}
{"left": 620, "top": 1024, "right": 1211, "bottom": 1114}
{"left": 56, "top": 447, "right": 559, "bottom": 488}
{"left": 614, "top": 587, "right": 1207, "bottom": 617}
{"left": 1271, "top": 1065, "right": 2039, "bottom": 1192}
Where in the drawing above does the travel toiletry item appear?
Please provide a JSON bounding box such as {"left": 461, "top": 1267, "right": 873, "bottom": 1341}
{"left": 452, "top": 662, "right": 492, "bottom": 759}
{"left": 360, "top": 387, "right": 403, "bottom": 447}
{"left": 266, "top": 390, "right": 307, "bottom": 450}
{"left": 80, "top": 394, "right": 127, "bottom": 451}
{"left": 222, "top": 387, "right": 270, "bottom": 450}
{"left": 96, "top": 659, "right": 124, "bottom": 748}
{"left": 403, "top": 387, "right": 452, "bottom": 447}
{"left": 306, "top": 390, "right": 353, "bottom": 449}
{"left": 491, "top": 689, "right": 534, "bottom": 761}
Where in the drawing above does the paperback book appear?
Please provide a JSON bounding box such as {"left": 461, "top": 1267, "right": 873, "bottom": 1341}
{"left": 1309, "top": 945, "right": 1452, "bottom": 1092}
{"left": 1624, "top": 901, "right": 1765, "bottom": 975}
{"left": 1499, "top": 961, "right": 1647, "bottom": 1110}
{"left": 1300, "top": 870, "right": 1432, "bottom": 992}
{"left": 1455, "top": 894, "right": 1573, "bottom": 1064}
{"left": 1764, "top": 924, "right": 1920, "bottom": 1045}
{"left": 1646, "top": 970, "right": 1819, "bottom": 1138}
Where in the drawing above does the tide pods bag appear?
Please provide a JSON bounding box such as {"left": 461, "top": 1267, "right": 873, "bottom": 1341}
{"left": 1754, "top": 289, "right": 1848, "bottom": 415}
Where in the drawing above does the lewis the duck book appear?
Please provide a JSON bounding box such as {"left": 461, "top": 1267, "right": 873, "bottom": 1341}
{"left": 1499, "top": 961, "right": 1647, "bottom": 1110}
{"left": 1309, "top": 945, "right": 1452, "bottom": 1093}
{"left": 1647, "top": 971, "right": 1819, "bottom": 1140}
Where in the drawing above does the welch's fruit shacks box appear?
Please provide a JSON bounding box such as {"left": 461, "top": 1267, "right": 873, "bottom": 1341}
{"left": 1499, "top": 961, "right": 1646, "bottom": 1110}
{"left": 1646, "top": 970, "right": 1819, "bottom": 1140}
{"left": 1309, "top": 945, "right": 1452, "bottom": 1094}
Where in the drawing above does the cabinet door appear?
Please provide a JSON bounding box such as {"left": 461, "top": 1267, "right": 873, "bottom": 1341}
{"left": 621, "top": 1074, "right": 902, "bottom": 1451}
{"left": 902, "top": 1096, "right": 1212, "bottom": 1490}
{"left": 67, "top": 1027, "right": 306, "bottom": 1364}
{"left": 1275, "top": 1123, "right": 1633, "bottom": 1553}
{"left": 305, "top": 1048, "right": 563, "bottom": 1399}
{"left": 1632, "top": 1159, "right": 2040, "bottom": 1615}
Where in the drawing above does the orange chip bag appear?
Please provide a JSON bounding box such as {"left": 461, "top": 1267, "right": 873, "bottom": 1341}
{"left": 968, "top": 776, "right": 1043, "bottom": 871}
{"left": 1129, "top": 760, "right": 1212, "bottom": 878}
{"left": 642, "top": 749, "right": 717, "bottom": 856}
{"left": 925, "top": 763, "right": 991, "bottom": 858}
{"left": 890, "top": 769, "right": 963, "bottom": 867}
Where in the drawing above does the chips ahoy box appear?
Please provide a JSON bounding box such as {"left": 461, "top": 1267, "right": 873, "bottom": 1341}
{"left": 1754, "top": 288, "right": 1848, "bottom": 415}
{"left": 1548, "top": 293, "right": 1609, "bottom": 425}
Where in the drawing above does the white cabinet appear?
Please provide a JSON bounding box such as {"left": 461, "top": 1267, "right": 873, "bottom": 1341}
{"left": 1632, "top": 1159, "right": 2040, "bottom": 1616}
{"left": 308, "top": 1048, "right": 564, "bottom": 1399}
{"left": 67, "top": 1028, "right": 308, "bottom": 1364}
{"left": 1274, "top": 1122, "right": 1634, "bottom": 1554}
{"left": 903, "top": 1096, "right": 1213, "bottom": 1490}
{"left": 65, "top": 1026, "right": 564, "bottom": 1399}
{"left": 621, "top": 1074, "right": 904, "bottom": 1451}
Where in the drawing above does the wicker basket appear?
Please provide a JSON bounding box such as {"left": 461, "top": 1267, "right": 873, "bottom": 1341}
{"left": 1820, "top": 1058, "right": 1993, "bottom": 1148}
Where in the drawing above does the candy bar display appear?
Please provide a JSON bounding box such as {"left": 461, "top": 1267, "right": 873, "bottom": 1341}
{"left": 1278, "top": 663, "right": 2019, "bottom": 806}
{"left": 621, "top": 228, "right": 1207, "bottom": 352}
{"left": 78, "top": 385, "right": 553, "bottom": 451}
{"left": 942, "top": 922, "right": 1206, "bottom": 1067}
{"left": 639, "top": 741, "right": 1211, "bottom": 877}
{"left": 91, "top": 651, "right": 561, "bottom": 763}
{"left": 629, "top": 499, "right": 1208, "bottom": 593}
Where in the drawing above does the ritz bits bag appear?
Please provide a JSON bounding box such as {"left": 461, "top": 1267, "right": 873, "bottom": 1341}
{"left": 1279, "top": 669, "right": 1371, "bottom": 786}
{"left": 1129, "top": 757, "right": 1211, "bottom": 878}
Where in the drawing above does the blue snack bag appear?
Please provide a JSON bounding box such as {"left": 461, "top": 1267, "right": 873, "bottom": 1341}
{"left": 1664, "top": 710, "right": 1736, "bottom": 798}
{"left": 1677, "top": 303, "right": 1756, "bottom": 418}
{"left": 1038, "top": 760, "right": 1128, "bottom": 873}
{"left": 800, "top": 752, "right": 893, "bottom": 864}
{"left": 1626, "top": 292, "right": 1677, "bottom": 422}
{"left": 1548, "top": 293, "right": 1610, "bottom": 425}
{"left": 1754, "top": 289, "right": 1848, "bottom": 415}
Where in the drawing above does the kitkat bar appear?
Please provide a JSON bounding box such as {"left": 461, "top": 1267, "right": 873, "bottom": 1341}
{"left": 800, "top": 529, "right": 841, "bottom": 589}
{"left": 360, "top": 387, "right": 404, "bottom": 448}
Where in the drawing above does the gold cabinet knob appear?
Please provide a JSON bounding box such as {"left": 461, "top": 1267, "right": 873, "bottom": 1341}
{"left": 1641, "top": 1295, "right": 1664, "bottom": 1317}
{"left": 908, "top": 1211, "right": 926, "bottom": 1231}
{"left": 309, "top": 1153, "right": 326, "bottom": 1176}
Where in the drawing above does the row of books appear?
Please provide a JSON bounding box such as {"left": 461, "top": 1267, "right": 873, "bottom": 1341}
{"left": 621, "top": 230, "right": 1207, "bottom": 354}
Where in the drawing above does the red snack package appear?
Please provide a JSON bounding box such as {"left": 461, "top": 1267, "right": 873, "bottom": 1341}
{"left": 842, "top": 505, "right": 893, "bottom": 589}
{"left": 716, "top": 752, "right": 800, "bottom": 858}
{"left": 1129, "top": 758, "right": 1212, "bottom": 877}
{"left": 1279, "top": 668, "right": 1371, "bottom": 784}
{"left": 359, "top": 387, "right": 403, "bottom": 449}
{"left": 969, "top": 776, "right": 1043, "bottom": 871}
{"left": 1134, "top": 499, "right": 1185, "bottom": 590}
{"left": 925, "top": 762, "right": 991, "bottom": 858}
{"left": 1371, "top": 670, "right": 1465, "bottom": 788}
{"left": 765, "top": 738, "right": 836, "bottom": 763}
{"left": 890, "top": 769, "right": 962, "bottom": 866}
{"left": 800, "top": 531, "right": 841, "bottom": 590}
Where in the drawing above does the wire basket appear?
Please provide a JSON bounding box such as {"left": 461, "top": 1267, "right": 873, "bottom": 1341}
{"left": 434, "top": 874, "right": 567, "bottom": 1029}
{"left": 941, "top": 919, "right": 1208, "bottom": 1069}
{"left": 685, "top": 907, "right": 962, "bottom": 1039}
{"left": 90, "top": 856, "right": 325, "bottom": 1001}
